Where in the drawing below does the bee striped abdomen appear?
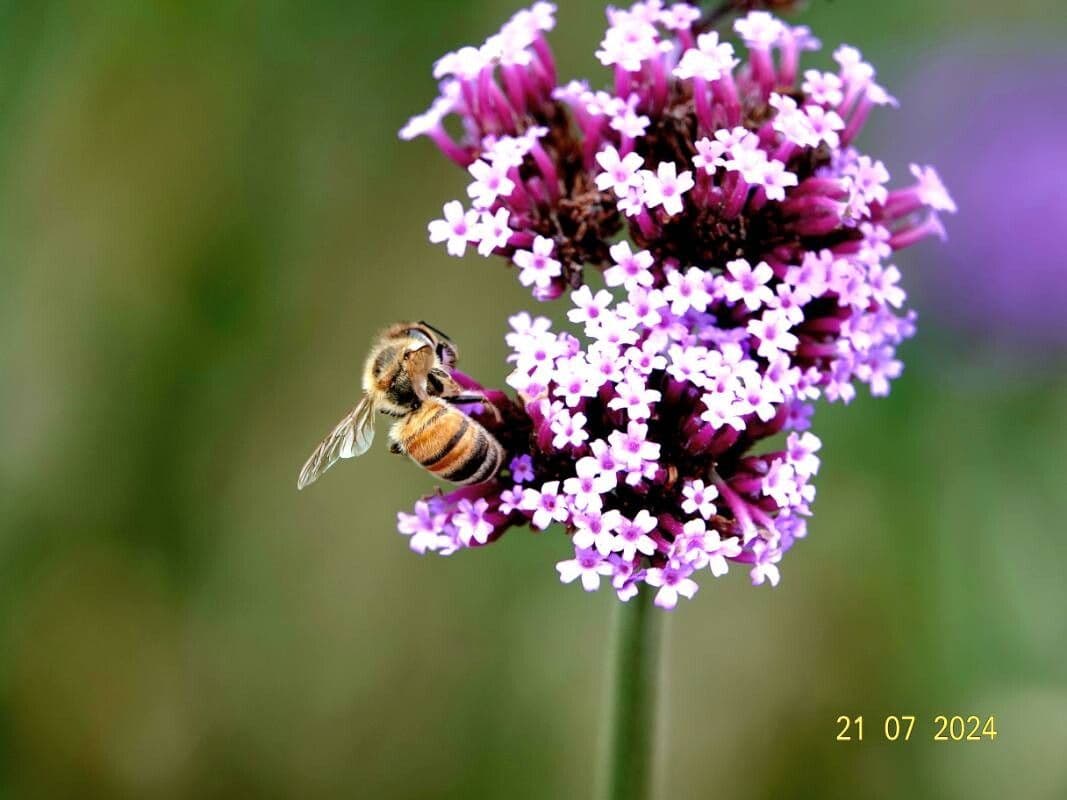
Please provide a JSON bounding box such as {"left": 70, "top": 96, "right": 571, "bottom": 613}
{"left": 398, "top": 399, "right": 503, "bottom": 485}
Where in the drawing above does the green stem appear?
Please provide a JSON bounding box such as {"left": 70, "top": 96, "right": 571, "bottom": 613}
{"left": 599, "top": 586, "right": 662, "bottom": 800}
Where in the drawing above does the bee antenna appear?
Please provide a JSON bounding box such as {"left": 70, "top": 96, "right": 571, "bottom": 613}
{"left": 418, "top": 320, "right": 453, "bottom": 342}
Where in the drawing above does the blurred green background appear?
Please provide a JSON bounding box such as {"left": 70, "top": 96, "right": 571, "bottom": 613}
{"left": 2, "top": 1, "right": 1065, "bottom": 797}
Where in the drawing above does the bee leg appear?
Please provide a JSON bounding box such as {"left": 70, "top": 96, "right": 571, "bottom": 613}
{"left": 389, "top": 441, "right": 404, "bottom": 455}
{"left": 428, "top": 368, "right": 463, "bottom": 397}
{"left": 426, "top": 368, "right": 451, "bottom": 397}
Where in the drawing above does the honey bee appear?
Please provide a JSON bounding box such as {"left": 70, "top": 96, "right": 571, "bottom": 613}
{"left": 297, "top": 321, "right": 505, "bottom": 490}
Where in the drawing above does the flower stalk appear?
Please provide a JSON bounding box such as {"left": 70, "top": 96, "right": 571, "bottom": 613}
{"left": 600, "top": 586, "right": 662, "bottom": 800}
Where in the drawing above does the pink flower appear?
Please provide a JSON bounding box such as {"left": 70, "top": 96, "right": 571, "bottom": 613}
{"left": 674, "top": 32, "right": 738, "bottom": 82}
{"left": 787, "top": 432, "right": 822, "bottom": 479}
{"left": 641, "top": 162, "right": 694, "bottom": 217}
{"left": 659, "top": 3, "right": 700, "bottom": 30}
{"left": 645, "top": 559, "right": 699, "bottom": 609}
{"left": 666, "top": 343, "right": 709, "bottom": 388}
{"left": 748, "top": 310, "right": 800, "bottom": 358}
{"left": 587, "top": 309, "right": 641, "bottom": 349}
{"left": 454, "top": 498, "right": 495, "bottom": 546}
{"left": 738, "top": 372, "right": 780, "bottom": 422}
{"left": 611, "top": 556, "right": 642, "bottom": 602}
{"left": 428, "top": 200, "right": 481, "bottom": 257}
{"left": 434, "top": 45, "right": 488, "bottom": 81}
{"left": 557, "top": 547, "right": 614, "bottom": 591}
{"left": 551, "top": 408, "right": 589, "bottom": 450}
{"left": 610, "top": 99, "right": 652, "bottom": 139}
{"left": 554, "top": 358, "right": 600, "bottom": 407}
{"left": 867, "top": 263, "right": 905, "bottom": 309}
{"left": 802, "top": 69, "right": 844, "bottom": 106}
{"left": 498, "top": 486, "right": 525, "bottom": 516}
{"left": 723, "top": 259, "right": 775, "bottom": 311}
{"left": 608, "top": 421, "right": 661, "bottom": 476}
{"left": 845, "top": 156, "right": 890, "bottom": 206}
{"left": 770, "top": 93, "right": 817, "bottom": 148}
{"left": 761, "top": 460, "right": 799, "bottom": 508}
{"left": 749, "top": 540, "right": 782, "bottom": 587}
{"left": 909, "top": 164, "right": 958, "bottom": 213}
{"left": 692, "top": 137, "right": 725, "bottom": 175}
{"left": 563, "top": 456, "right": 618, "bottom": 510}
{"left": 467, "top": 158, "right": 516, "bottom": 208}
{"left": 681, "top": 479, "right": 718, "bottom": 520}
{"left": 568, "top": 285, "right": 614, "bottom": 326}
{"left": 521, "top": 480, "right": 569, "bottom": 530}
{"left": 701, "top": 528, "right": 743, "bottom": 577}
{"left": 596, "top": 14, "right": 659, "bottom": 71}
{"left": 762, "top": 159, "right": 798, "bottom": 201}
{"left": 510, "top": 454, "right": 536, "bottom": 483}
{"left": 614, "top": 509, "right": 658, "bottom": 561}
{"left": 834, "top": 45, "right": 874, "bottom": 89}
{"left": 399, "top": 95, "right": 453, "bottom": 142}
{"left": 804, "top": 105, "right": 845, "bottom": 149}
{"left": 397, "top": 500, "right": 449, "bottom": 555}
{"left": 476, "top": 208, "right": 512, "bottom": 257}
{"left": 608, "top": 373, "right": 662, "bottom": 420}
{"left": 604, "top": 241, "right": 655, "bottom": 291}
{"left": 514, "top": 236, "right": 563, "bottom": 289}
{"left": 572, "top": 509, "right": 623, "bottom": 555}
{"left": 595, "top": 145, "right": 645, "bottom": 195}
{"left": 589, "top": 436, "right": 619, "bottom": 470}
{"left": 664, "top": 267, "right": 712, "bottom": 315}
{"left": 588, "top": 341, "right": 626, "bottom": 383}
{"left": 734, "top": 10, "right": 785, "bottom": 50}
{"left": 624, "top": 343, "right": 667, "bottom": 375}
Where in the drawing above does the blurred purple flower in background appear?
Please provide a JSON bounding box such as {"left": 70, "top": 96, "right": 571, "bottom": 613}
{"left": 396, "top": 1, "right": 954, "bottom": 609}
{"left": 887, "top": 48, "right": 1065, "bottom": 351}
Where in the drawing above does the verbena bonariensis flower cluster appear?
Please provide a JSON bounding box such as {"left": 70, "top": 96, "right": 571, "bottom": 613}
{"left": 397, "top": 2, "right": 954, "bottom": 609}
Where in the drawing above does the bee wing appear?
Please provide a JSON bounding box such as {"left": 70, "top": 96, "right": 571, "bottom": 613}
{"left": 297, "top": 395, "right": 376, "bottom": 490}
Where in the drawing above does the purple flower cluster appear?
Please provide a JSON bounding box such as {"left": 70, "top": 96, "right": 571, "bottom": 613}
{"left": 397, "top": 2, "right": 954, "bottom": 609}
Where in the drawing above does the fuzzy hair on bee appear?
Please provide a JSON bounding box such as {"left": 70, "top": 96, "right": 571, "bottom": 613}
{"left": 297, "top": 321, "right": 503, "bottom": 490}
